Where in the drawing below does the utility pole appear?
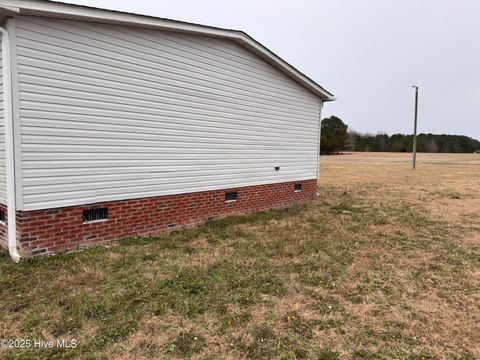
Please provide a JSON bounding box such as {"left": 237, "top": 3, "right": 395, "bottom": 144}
{"left": 412, "top": 85, "right": 419, "bottom": 170}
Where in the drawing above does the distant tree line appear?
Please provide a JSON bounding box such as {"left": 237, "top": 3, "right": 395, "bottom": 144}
{"left": 347, "top": 132, "right": 480, "bottom": 153}
{"left": 320, "top": 116, "right": 480, "bottom": 154}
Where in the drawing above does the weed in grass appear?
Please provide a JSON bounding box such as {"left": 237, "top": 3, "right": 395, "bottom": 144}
{"left": 153, "top": 270, "right": 210, "bottom": 317}
{"left": 279, "top": 335, "right": 309, "bottom": 359}
{"left": 315, "top": 347, "right": 339, "bottom": 360}
{"left": 306, "top": 292, "right": 340, "bottom": 315}
{"left": 298, "top": 273, "right": 325, "bottom": 287}
{"left": 351, "top": 349, "right": 387, "bottom": 359}
{"left": 451, "top": 355, "right": 476, "bottom": 360}
{"left": 220, "top": 310, "right": 252, "bottom": 332}
{"left": 164, "top": 331, "right": 205, "bottom": 357}
{"left": 329, "top": 203, "right": 363, "bottom": 215}
{"left": 316, "top": 319, "right": 346, "bottom": 334}
{"left": 244, "top": 324, "right": 277, "bottom": 359}
{"left": 284, "top": 311, "right": 314, "bottom": 339}
{"left": 19, "top": 311, "right": 41, "bottom": 334}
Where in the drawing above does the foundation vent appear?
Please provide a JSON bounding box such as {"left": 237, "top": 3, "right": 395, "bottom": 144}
{"left": 225, "top": 191, "right": 238, "bottom": 202}
{"left": 83, "top": 208, "right": 108, "bottom": 223}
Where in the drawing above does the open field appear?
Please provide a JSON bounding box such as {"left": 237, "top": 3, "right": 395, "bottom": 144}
{"left": 1, "top": 152, "right": 479, "bottom": 359}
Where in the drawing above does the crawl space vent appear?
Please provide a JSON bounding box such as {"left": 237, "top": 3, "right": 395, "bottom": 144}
{"left": 83, "top": 208, "right": 108, "bottom": 222}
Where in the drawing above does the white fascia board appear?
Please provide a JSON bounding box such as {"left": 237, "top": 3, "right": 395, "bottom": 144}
{"left": 232, "top": 34, "right": 335, "bottom": 100}
{"left": 1, "top": 0, "right": 234, "bottom": 36}
{"left": 0, "top": 5, "right": 19, "bottom": 14}
{"left": 0, "top": 0, "right": 335, "bottom": 100}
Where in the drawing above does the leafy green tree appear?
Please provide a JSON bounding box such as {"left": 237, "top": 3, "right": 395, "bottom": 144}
{"left": 320, "top": 116, "right": 348, "bottom": 154}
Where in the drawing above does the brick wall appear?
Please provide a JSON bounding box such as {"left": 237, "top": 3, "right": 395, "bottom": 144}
{"left": 2, "top": 179, "right": 317, "bottom": 257}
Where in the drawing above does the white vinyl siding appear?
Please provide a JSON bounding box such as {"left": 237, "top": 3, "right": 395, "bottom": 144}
{"left": 14, "top": 16, "right": 321, "bottom": 211}
{"left": 0, "top": 41, "right": 6, "bottom": 204}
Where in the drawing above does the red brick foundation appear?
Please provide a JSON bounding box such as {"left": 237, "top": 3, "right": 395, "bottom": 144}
{"left": 1, "top": 179, "right": 317, "bottom": 257}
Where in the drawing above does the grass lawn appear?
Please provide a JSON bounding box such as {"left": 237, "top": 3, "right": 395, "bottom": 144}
{"left": 1, "top": 152, "right": 479, "bottom": 359}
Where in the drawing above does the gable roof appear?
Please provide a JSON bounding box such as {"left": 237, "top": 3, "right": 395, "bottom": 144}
{"left": 0, "top": 0, "right": 335, "bottom": 101}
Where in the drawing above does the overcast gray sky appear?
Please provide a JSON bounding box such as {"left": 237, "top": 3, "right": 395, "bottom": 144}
{"left": 67, "top": 0, "right": 480, "bottom": 140}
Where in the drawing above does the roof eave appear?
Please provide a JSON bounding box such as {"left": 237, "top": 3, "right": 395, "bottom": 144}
{"left": 0, "top": 0, "right": 335, "bottom": 100}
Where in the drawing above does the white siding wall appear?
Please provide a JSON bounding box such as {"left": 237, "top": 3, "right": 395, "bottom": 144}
{"left": 14, "top": 16, "right": 321, "bottom": 211}
{"left": 0, "top": 41, "right": 6, "bottom": 204}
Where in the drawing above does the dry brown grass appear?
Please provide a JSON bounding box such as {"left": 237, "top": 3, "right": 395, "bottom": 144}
{"left": 318, "top": 152, "right": 480, "bottom": 357}
{"left": 0, "top": 152, "right": 479, "bottom": 359}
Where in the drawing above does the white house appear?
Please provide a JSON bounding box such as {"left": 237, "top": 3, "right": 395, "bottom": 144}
{"left": 0, "top": 0, "right": 335, "bottom": 261}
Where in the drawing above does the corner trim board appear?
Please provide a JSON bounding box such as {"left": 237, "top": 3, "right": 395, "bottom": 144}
{"left": 6, "top": 17, "right": 22, "bottom": 211}
{"left": 0, "top": 22, "right": 20, "bottom": 261}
